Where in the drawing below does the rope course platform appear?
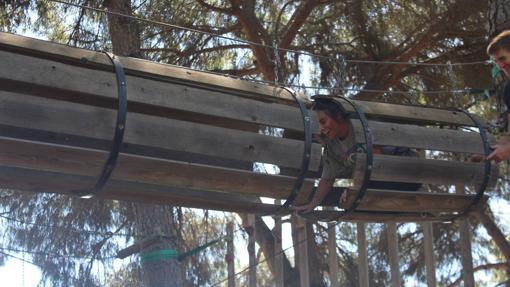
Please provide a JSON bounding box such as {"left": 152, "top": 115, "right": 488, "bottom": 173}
{"left": 0, "top": 32, "right": 498, "bottom": 222}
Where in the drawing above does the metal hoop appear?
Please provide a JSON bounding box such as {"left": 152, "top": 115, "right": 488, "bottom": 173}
{"left": 73, "top": 52, "right": 127, "bottom": 198}
{"left": 276, "top": 87, "right": 312, "bottom": 213}
{"left": 450, "top": 108, "right": 492, "bottom": 220}
{"left": 330, "top": 96, "right": 373, "bottom": 217}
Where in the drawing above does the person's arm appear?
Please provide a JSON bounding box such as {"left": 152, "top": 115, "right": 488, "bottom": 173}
{"left": 292, "top": 178, "right": 334, "bottom": 214}
{"left": 487, "top": 114, "right": 510, "bottom": 163}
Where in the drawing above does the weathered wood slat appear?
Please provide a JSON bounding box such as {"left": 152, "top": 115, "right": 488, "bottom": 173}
{"left": 0, "top": 32, "right": 301, "bottom": 105}
{"left": 303, "top": 210, "right": 466, "bottom": 223}
{"left": 0, "top": 49, "right": 320, "bottom": 133}
{"left": 353, "top": 154, "right": 498, "bottom": 187}
{"left": 0, "top": 165, "right": 288, "bottom": 214}
{"left": 334, "top": 97, "right": 475, "bottom": 126}
{"left": 0, "top": 92, "right": 322, "bottom": 170}
{"left": 0, "top": 136, "right": 314, "bottom": 204}
{"left": 339, "top": 189, "right": 485, "bottom": 213}
{"left": 352, "top": 121, "right": 488, "bottom": 154}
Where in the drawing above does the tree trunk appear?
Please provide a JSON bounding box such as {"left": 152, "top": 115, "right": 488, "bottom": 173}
{"left": 104, "top": 1, "right": 183, "bottom": 285}
{"left": 239, "top": 213, "right": 301, "bottom": 286}
{"left": 104, "top": 0, "right": 142, "bottom": 58}
{"left": 471, "top": 208, "right": 510, "bottom": 274}
{"left": 489, "top": 0, "right": 510, "bottom": 37}
{"left": 134, "top": 203, "right": 184, "bottom": 287}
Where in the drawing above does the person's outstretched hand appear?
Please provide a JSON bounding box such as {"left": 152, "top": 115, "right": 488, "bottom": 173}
{"left": 487, "top": 143, "right": 510, "bottom": 163}
{"left": 292, "top": 202, "right": 317, "bottom": 214}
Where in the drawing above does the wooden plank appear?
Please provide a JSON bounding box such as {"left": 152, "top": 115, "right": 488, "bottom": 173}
{"left": 296, "top": 217, "right": 310, "bottom": 287}
{"left": 421, "top": 222, "right": 437, "bottom": 287}
{"left": 339, "top": 189, "right": 485, "bottom": 213}
{"left": 274, "top": 201, "right": 284, "bottom": 287}
{"left": 354, "top": 153, "right": 497, "bottom": 187}
{"left": 0, "top": 136, "right": 315, "bottom": 204}
{"left": 456, "top": 185, "right": 475, "bottom": 287}
{"left": 227, "top": 222, "right": 235, "bottom": 287}
{"left": 351, "top": 120, "right": 488, "bottom": 154}
{"left": 0, "top": 32, "right": 302, "bottom": 105}
{"left": 302, "top": 210, "right": 460, "bottom": 223}
{"left": 0, "top": 165, "right": 290, "bottom": 214}
{"left": 387, "top": 223, "right": 400, "bottom": 287}
{"left": 247, "top": 214, "right": 257, "bottom": 287}
{"left": 357, "top": 223, "right": 369, "bottom": 287}
{"left": 0, "top": 92, "right": 322, "bottom": 170}
{"left": 327, "top": 211, "right": 340, "bottom": 287}
{"left": 336, "top": 97, "right": 475, "bottom": 126}
{"left": 0, "top": 49, "right": 319, "bottom": 133}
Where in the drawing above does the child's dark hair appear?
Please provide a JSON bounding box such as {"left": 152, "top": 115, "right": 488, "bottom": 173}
{"left": 311, "top": 98, "right": 348, "bottom": 119}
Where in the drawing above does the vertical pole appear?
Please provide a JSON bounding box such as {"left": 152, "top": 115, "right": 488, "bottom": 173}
{"left": 456, "top": 185, "right": 475, "bottom": 287}
{"left": 274, "top": 201, "right": 284, "bottom": 287}
{"left": 421, "top": 222, "right": 436, "bottom": 287}
{"left": 247, "top": 214, "right": 257, "bottom": 287}
{"left": 327, "top": 209, "right": 340, "bottom": 287}
{"left": 227, "top": 221, "right": 235, "bottom": 287}
{"left": 357, "top": 223, "right": 369, "bottom": 287}
{"left": 297, "top": 217, "right": 310, "bottom": 287}
{"left": 387, "top": 223, "right": 400, "bottom": 287}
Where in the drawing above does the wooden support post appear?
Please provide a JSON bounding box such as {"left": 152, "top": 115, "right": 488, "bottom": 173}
{"left": 421, "top": 222, "right": 436, "bottom": 287}
{"left": 387, "top": 223, "right": 400, "bottom": 287}
{"left": 357, "top": 223, "right": 369, "bottom": 287}
{"left": 226, "top": 222, "right": 235, "bottom": 287}
{"left": 247, "top": 214, "right": 257, "bottom": 287}
{"left": 456, "top": 185, "right": 475, "bottom": 287}
{"left": 297, "top": 217, "right": 310, "bottom": 287}
{"left": 274, "top": 201, "right": 284, "bottom": 287}
{"left": 327, "top": 209, "right": 340, "bottom": 287}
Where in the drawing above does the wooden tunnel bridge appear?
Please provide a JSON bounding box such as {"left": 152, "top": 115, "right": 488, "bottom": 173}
{"left": 0, "top": 32, "right": 499, "bottom": 222}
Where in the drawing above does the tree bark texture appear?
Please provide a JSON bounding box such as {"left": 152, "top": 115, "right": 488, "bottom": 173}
{"left": 489, "top": 0, "right": 510, "bottom": 37}
{"left": 134, "top": 203, "right": 184, "bottom": 287}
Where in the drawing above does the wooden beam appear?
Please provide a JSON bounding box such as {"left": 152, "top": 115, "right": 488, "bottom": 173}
{"left": 387, "top": 223, "right": 400, "bottom": 287}
{"left": 0, "top": 164, "right": 290, "bottom": 214}
{"left": 247, "top": 214, "right": 257, "bottom": 287}
{"left": 274, "top": 201, "right": 284, "bottom": 287}
{"left": 0, "top": 32, "right": 301, "bottom": 106}
{"left": 0, "top": 136, "right": 315, "bottom": 204}
{"left": 0, "top": 49, "right": 321, "bottom": 134}
{"left": 357, "top": 223, "right": 369, "bottom": 287}
{"left": 354, "top": 153, "right": 498, "bottom": 187}
{"left": 338, "top": 189, "right": 488, "bottom": 213}
{"left": 352, "top": 121, "right": 490, "bottom": 154}
{"left": 302, "top": 210, "right": 466, "bottom": 223}
{"left": 0, "top": 92, "right": 322, "bottom": 171}
{"left": 227, "top": 222, "right": 235, "bottom": 287}
{"left": 297, "top": 217, "right": 310, "bottom": 287}
{"left": 456, "top": 185, "right": 475, "bottom": 287}
{"left": 335, "top": 97, "right": 476, "bottom": 126}
{"left": 327, "top": 211, "right": 340, "bottom": 287}
{"left": 422, "top": 222, "right": 437, "bottom": 287}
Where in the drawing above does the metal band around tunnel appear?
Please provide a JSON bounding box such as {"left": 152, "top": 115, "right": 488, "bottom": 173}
{"left": 452, "top": 108, "right": 492, "bottom": 220}
{"left": 72, "top": 52, "right": 127, "bottom": 198}
{"left": 278, "top": 87, "right": 312, "bottom": 212}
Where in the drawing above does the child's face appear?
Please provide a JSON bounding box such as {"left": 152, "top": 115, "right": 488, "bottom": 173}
{"left": 491, "top": 48, "right": 510, "bottom": 77}
{"left": 315, "top": 110, "right": 350, "bottom": 140}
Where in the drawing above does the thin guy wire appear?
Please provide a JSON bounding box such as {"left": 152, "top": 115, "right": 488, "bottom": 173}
{"left": 0, "top": 246, "right": 117, "bottom": 260}
{"left": 34, "top": 0, "right": 492, "bottom": 96}
{"left": 46, "top": 0, "right": 490, "bottom": 68}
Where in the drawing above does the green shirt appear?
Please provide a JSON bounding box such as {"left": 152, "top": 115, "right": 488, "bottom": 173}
{"left": 321, "top": 136, "right": 356, "bottom": 180}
